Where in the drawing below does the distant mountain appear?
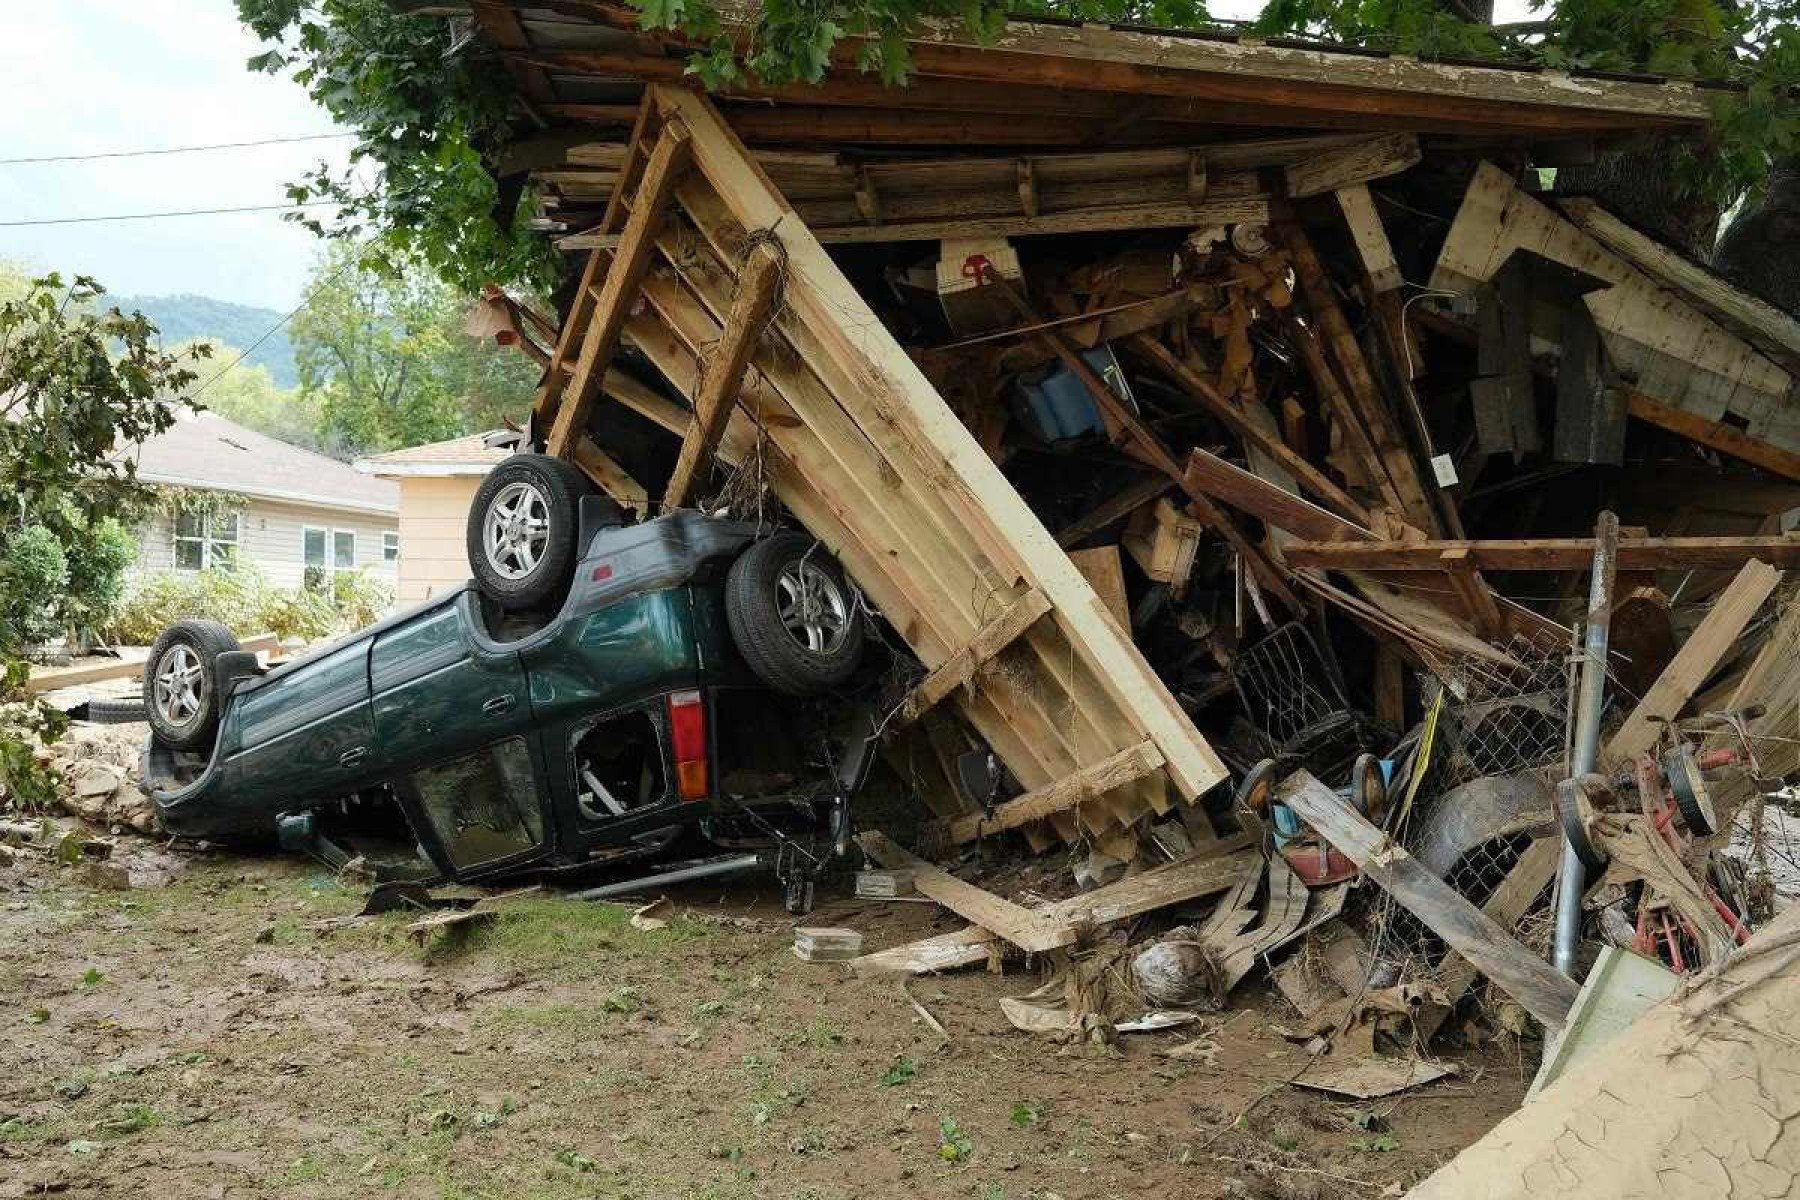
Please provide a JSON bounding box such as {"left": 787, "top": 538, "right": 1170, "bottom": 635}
{"left": 111, "top": 292, "right": 298, "bottom": 389}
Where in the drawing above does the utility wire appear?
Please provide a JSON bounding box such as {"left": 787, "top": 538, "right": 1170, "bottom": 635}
{"left": 0, "top": 132, "right": 353, "bottom": 165}
{"left": 184, "top": 253, "right": 360, "bottom": 401}
{"left": 0, "top": 201, "right": 337, "bottom": 228}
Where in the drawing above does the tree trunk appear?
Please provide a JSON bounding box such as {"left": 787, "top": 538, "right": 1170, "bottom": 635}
{"left": 1712, "top": 157, "right": 1800, "bottom": 317}
{"left": 1553, "top": 138, "right": 1721, "bottom": 259}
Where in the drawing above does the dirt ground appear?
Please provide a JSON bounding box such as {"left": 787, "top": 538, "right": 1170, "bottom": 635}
{"left": 1, "top": 840, "right": 1531, "bottom": 1200}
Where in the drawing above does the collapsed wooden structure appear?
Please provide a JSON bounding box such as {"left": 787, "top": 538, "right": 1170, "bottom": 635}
{"left": 443, "top": 3, "right": 1800, "bottom": 1068}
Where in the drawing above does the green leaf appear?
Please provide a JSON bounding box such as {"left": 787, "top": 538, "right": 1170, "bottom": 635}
{"left": 879, "top": 1056, "right": 917, "bottom": 1086}
{"left": 80, "top": 968, "right": 103, "bottom": 988}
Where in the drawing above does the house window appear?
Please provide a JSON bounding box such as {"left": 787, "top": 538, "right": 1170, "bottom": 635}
{"left": 382, "top": 531, "right": 400, "bottom": 563}
{"left": 304, "top": 526, "right": 359, "bottom": 590}
{"left": 173, "top": 510, "right": 240, "bottom": 572}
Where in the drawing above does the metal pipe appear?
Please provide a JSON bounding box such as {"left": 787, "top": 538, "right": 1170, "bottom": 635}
{"left": 1555, "top": 510, "right": 1619, "bottom": 975}
{"left": 568, "top": 853, "right": 762, "bottom": 901}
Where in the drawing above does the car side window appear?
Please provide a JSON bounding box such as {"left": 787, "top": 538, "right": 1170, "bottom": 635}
{"left": 411, "top": 738, "right": 544, "bottom": 870}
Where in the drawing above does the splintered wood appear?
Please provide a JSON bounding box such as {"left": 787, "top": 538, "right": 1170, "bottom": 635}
{"left": 538, "top": 86, "right": 1228, "bottom": 849}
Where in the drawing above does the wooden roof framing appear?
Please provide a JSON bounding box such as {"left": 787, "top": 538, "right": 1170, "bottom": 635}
{"left": 454, "top": 2, "right": 1717, "bottom": 235}
{"left": 531, "top": 84, "right": 1232, "bottom": 849}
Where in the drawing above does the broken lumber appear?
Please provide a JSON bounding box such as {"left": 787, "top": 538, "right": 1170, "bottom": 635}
{"left": 1604, "top": 559, "right": 1781, "bottom": 762}
{"left": 934, "top": 740, "right": 1165, "bottom": 844}
{"left": 858, "top": 831, "right": 1073, "bottom": 953}
{"left": 852, "top": 926, "right": 997, "bottom": 975}
{"left": 889, "top": 588, "right": 1052, "bottom": 730}
{"left": 1416, "top": 836, "right": 1561, "bottom": 1041}
{"left": 1277, "top": 770, "right": 1579, "bottom": 1030}
{"left": 27, "top": 634, "right": 279, "bottom": 696}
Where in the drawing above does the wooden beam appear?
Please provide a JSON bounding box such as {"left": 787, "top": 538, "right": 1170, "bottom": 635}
{"left": 1625, "top": 390, "right": 1800, "bottom": 484}
{"left": 572, "top": 436, "right": 649, "bottom": 510}
{"left": 937, "top": 740, "right": 1164, "bottom": 844}
{"left": 1054, "top": 474, "right": 1171, "bottom": 548}
{"left": 858, "top": 831, "right": 1073, "bottom": 953}
{"left": 1277, "top": 770, "right": 1579, "bottom": 1030}
{"left": 1284, "top": 132, "right": 1421, "bottom": 199}
{"left": 661, "top": 243, "right": 782, "bottom": 509}
{"left": 1127, "top": 334, "right": 1371, "bottom": 526}
{"left": 26, "top": 634, "right": 280, "bottom": 696}
{"left": 1282, "top": 223, "right": 1440, "bottom": 534}
{"left": 1417, "top": 836, "right": 1561, "bottom": 1041}
{"left": 1283, "top": 535, "right": 1800, "bottom": 572}
{"left": 892, "top": 589, "right": 1052, "bottom": 729}
{"left": 1334, "top": 184, "right": 1403, "bottom": 294}
{"left": 545, "top": 120, "right": 693, "bottom": 459}
{"left": 1441, "top": 547, "right": 1504, "bottom": 637}
{"left": 1182, "top": 447, "right": 1372, "bottom": 543}
{"left": 1605, "top": 559, "right": 1782, "bottom": 762}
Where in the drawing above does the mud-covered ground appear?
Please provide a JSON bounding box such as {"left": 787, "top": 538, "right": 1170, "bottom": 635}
{"left": 1, "top": 843, "right": 1530, "bottom": 1200}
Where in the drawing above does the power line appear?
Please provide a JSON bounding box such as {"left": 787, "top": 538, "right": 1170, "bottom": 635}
{"left": 0, "top": 132, "right": 353, "bottom": 166}
{"left": 0, "top": 201, "right": 337, "bottom": 228}
{"left": 185, "top": 253, "right": 359, "bottom": 401}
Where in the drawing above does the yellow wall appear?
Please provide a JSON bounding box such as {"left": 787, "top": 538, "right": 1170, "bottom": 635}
{"left": 393, "top": 476, "right": 483, "bottom": 605}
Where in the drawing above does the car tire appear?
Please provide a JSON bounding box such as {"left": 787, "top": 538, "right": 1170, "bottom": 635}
{"left": 467, "top": 453, "right": 591, "bottom": 612}
{"left": 145, "top": 620, "right": 240, "bottom": 751}
{"left": 84, "top": 696, "right": 148, "bottom": 725}
{"left": 725, "top": 532, "right": 864, "bottom": 696}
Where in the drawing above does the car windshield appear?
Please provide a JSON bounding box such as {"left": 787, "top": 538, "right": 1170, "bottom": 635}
{"left": 410, "top": 738, "right": 545, "bottom": 870}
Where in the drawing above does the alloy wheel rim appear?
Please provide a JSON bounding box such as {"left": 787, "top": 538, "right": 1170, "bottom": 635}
{"left": 484, "top": 480, "right": 550, "bottom": 581}
{"left": 775, "top": 561, "right": 850, "bottom": 656}
{"left": 153, "top": 644, "right": 206, "bottom": 728}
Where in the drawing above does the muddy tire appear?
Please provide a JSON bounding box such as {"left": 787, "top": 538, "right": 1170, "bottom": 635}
{"left": 145, "top": 620, "right": 240, "bottom": 751}
{"left": 725, "top": 532, "right": 864, "bottom": 697}
{"left": 467, "top": 453, "right": 591, "bottom": 612}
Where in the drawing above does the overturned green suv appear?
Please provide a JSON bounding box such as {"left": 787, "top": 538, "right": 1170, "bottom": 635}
{"left": 141, "top": 454, "right": 876, "bottom": 909}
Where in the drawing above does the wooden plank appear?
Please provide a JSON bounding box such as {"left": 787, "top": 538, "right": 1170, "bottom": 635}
{"left": 1126, "top": 334, "right": 1371, "bottom": 525}
{"left": 661, "top": 243, "right": 782, "bottom": 508}
{"left": 1604, "top": 559, "right": 1782, "bottom": 762}
{"left": 891, "top": 589, "right": 1051, "bottom": 728}
{"left": 1334, "top": 184, "right": 1403, "bottom": 293}
{"left": 1417, "top": 836, "right": 1561, "bottom": 1040}
{"left": 851, "top": 926, "right": 997, "bottom": 975}
{"left": 1441, "top": 547, "right": 1504, "bottom": 637}
{"left": 1284, "top": 132, "right": 1421, "bottom": 198}
{"left": 1282, "top": 223, "right": 1440, "bottom": 534}
{"left": 572, "top": 436, "right": 649, "bottom": 510}
{"left": 1182, "top": 447, "right": 1372, "bottom": 543}
{"left": 857, "top": 831, "right": 1072, "bottom": 953}
{"left": 804, "top": 196, "right": 1270, "bottom": 244}
{"left": 1277, "top": 770, "right": 1579, "bottom": 1030}
{"left": 936, "top": 740, "right": 1164, "bottom": 844}
{"left": 1041, "top": 842, "right": 1258, "bottom": 930}
{"left": 1625, "top": 389, "right": 1800, "bottom": 483}
{"left": 1068, "top": 546, "right": 1129, "bottom": 626}
{"left": 545, "top": 121, "right": 694, "bottom": 458}
{"left": 1282, "top": 536, "right": 1800, "bottom": 572}
{"left": 1558, "top": 196, "right": 1800, "bottom": 375}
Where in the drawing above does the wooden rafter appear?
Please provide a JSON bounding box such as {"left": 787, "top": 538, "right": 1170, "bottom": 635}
{"left": 661, "top": 243, "right": 782, "bottom": 509}
{"left": 545, "top": 120, "right": 694, "bottom": 460}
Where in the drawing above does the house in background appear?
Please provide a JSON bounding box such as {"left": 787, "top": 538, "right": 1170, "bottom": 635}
{"left": 123, "top": 409, "right": 399, "bottom": 590}
{"left": 355, "top": 433, "right": 509, "bottom": 605}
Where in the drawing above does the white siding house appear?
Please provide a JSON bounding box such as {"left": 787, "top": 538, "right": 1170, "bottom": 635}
{"left": 120, "top": 409, "right": 399, "bottom": 590}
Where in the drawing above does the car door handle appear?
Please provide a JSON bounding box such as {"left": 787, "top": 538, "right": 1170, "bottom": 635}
{"left": 481, "top": 694, "right": 517, "bottom": 716}
{"left": 337, "top": 746, "right": 367, "bottom": 767}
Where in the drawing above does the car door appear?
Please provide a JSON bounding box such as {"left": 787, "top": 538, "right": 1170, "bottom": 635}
{"left": 369, "top": 600, "right": 531, "bottom": 771}
{"left": 227, "top": 639, "right": 378, "bottom": 804}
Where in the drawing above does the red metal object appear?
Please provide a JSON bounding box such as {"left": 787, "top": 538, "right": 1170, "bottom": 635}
{"left": 1280, "top": 839, "right": 1359, "bottom": 886}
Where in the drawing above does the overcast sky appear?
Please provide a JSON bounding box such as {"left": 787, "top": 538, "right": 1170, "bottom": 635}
{"left": 0, "top": 0, "right": 351, "bottom": 311}
{"left": 0, "top": 0, "right": 1536, "bottom": 312}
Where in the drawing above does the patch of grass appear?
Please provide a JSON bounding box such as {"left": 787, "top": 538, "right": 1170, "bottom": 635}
{"left": 94, "top": 1102, "right": 159, "bottom": 1138}
{"left": 460, "top": 898, "right": 710, "bottom": 976}
{"left": 879, "top": 1056, "right": 917, "bottom": 1087}
{"left": 282, "top": 1154, "right": 326, "bottom": 1184}
{"left": 1008, "top": 1101, "right": 1041, "bottom": 1130}
{"left": 938, "top": 1117, "right": 973, "bottom": 1164}
{"left": 1350, "top": 1133, "right": 1400, "bottom": 1153}
{"left": 0, "top": 1116, "right": 64, "bottom": 1145}
{"left": 492, "top": 1003, "right": 592, "bottom": 1033}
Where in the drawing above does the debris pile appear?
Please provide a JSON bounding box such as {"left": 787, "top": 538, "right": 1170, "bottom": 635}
{"left": 470, "top": 58, "right": 1800, "bottom": 1114}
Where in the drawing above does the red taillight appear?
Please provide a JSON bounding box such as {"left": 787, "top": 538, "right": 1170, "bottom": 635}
{"left": 667, "top": 689, "right": 709, "bottom": 800}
